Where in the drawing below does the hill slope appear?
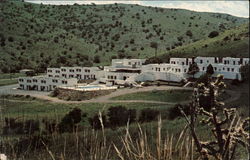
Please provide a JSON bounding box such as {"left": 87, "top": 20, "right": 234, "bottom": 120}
{"left": 159, "top": 23, "right": 249, "bottom": 61}
{"left": 0, "top": 0, "right": 248, "bottom": 72}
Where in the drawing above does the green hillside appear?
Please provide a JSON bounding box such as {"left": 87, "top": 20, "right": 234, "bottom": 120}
{"left": 0, "top": 0, "right": 248, "bottom": 72}
{"left": 159, "top": 23, "right": 249, "bottom": 61}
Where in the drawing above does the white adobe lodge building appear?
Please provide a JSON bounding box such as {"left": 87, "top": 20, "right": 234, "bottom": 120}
{"left": 18, "top": 57, "right": 249, "bottom": 91}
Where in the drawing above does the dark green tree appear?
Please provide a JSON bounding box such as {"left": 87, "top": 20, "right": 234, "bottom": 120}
{"left": 188, "top": 62, "right": 199, "bottom": 78}
{"left": 206, "top": 64, "right": 214, "bottom": 75}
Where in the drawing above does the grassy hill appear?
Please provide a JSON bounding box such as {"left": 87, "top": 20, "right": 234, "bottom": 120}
{"left": 0, "top": 0, "right": 248, "bottom": 72}
{"left": 159, "top": 23, "right": 249, "bottom": 61}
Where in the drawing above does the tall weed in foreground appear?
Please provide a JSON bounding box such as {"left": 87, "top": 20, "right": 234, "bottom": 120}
{"left": 40, "top": 114, "right": 194, "bottom": 160}
{"left": 114, "top": 117, "right": 194, "bottom": 160}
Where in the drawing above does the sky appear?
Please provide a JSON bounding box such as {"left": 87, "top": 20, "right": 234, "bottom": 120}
{"left": 25, "top": 0, "right": 249, "bottom": 18}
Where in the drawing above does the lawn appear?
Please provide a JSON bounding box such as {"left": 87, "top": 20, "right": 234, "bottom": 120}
{"left": 111, "top": 89, "right": 192, "bottom": 102}
{"left": 1, "top": 96, "right": 173, "bottom": 121}
{"left": 0, "top": 78, "right": 18, "bottom": 86}
{"left": 0, "top": 73, "right": 25, "bottom": 79}
{"left": 0, "top": 73, "right": 25, "bottom": 86}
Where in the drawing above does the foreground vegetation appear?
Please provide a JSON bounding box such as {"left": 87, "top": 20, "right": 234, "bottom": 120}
{"left": 1, "top": 81, "right": 249, "bottom": 159}
{"left": 0, "top": 0, "right": 248, "bottom": 72}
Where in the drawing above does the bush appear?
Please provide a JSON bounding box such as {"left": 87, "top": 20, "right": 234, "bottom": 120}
{"left": 50, "top": 88, "right": 59, "bottom": 97}
{"left": 58, "top": 108, "right": 87, "bottom": 133}
{"left": 196, "top": 73, "right": 210, "bottom": 86}
{"left": 208, "top": 31, "right": 219, "bottom": 38}
{"left": 144, "top": 57, "right": 163, "bottom": 64}
{"left": 8, "top": 36, "right": 14, "bottom": 42}
{"left": 93, "top": 55, "right": 100, "bottom": 63}
{"left": 186, "top": 30, "right": 193, "bottom": 37}
{"left": 139, "top": 108, "right": 159, "bottom": 122}
{"left": 89, "top": 113, "right": 107, "bottom": 130}
{"left": 107, "top": 106, "right": 137, "bottom": 128}
{"left": 167, "top": 104, "right": 190, "bottom": 120}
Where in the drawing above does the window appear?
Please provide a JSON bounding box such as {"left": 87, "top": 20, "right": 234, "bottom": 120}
{"left": 48, "top": 75, "right": 53, "bottom": 77}
{"left": 19, "top": 79, "right": 24, "bottom": 82}
{"left": 200, "top": 60, "right": 203, "bottom": 64}
{"left": 214, "top": 67, "right": 217, "bottom": 71}
{"left": 33, "top": 79, "right": 37, "bottom": 82}
{"left": 231, "top": 68, "right": 234, "bottom": 72}
{"left": 76, "top": 69, "right": 81, "bottom": 72}
{"left": 184, "top": 69, "right": 187, "bottom": 72}
{"left": 128, "top": 62, "right": 131, "bottom": 65}
{"left": 69, "top": 75, "right": 74, "bottom": 78}
{"left": 233, "top": 61, "right": 235, "bottom": 65}
{"left": 56, "top": 70, "right": 60, "bottom": 73}
{"left": 27, "top": 80, "right": 32, "bottom": 83}
{"left": 227, "top": 68, "right": 230, "bottom": 71}
{"left": 85, "top": 69, "right": 90, "bottom": 72}
{"left": 61, "top": 69, "right": 66, "bottom": 72}
{"left": 203, "top": 67, "right": 205, "bottom": 71}
{"left": 41, "top": 80, "right": 46, "bottom": 83}
{"left": 62, "top": 80, "right": 67, "bottom": 84}
{"left": 55, "top": 75, "right": 59, "bottom": 78}
{"left": 182, "top": 62, "right": 184, "bottom": 65}
{"left": 48, "top": 70, "right": 52, "bottom": 72}
{"left": 69, "top": 69, "right": 74, "bottom": 72}
{"left": 52, "top": 79, "right": 58, "bottom": 83}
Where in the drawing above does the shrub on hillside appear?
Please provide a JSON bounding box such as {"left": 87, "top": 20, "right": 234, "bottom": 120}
{"left": 93, "top": 55, "right": 100, "bottom": 63}
{"left": 186, "top": 30, "right": 193, "bottom": 37}
{"left": 208, "top": 31, "right": 219, "bottom": 38}
{"left": 144, "top": 57, "right": 163, "bottom": 64}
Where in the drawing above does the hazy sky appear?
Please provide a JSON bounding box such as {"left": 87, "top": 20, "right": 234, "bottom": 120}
{"left": 26, "top": 0, "right": 249, "bottom": 18}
